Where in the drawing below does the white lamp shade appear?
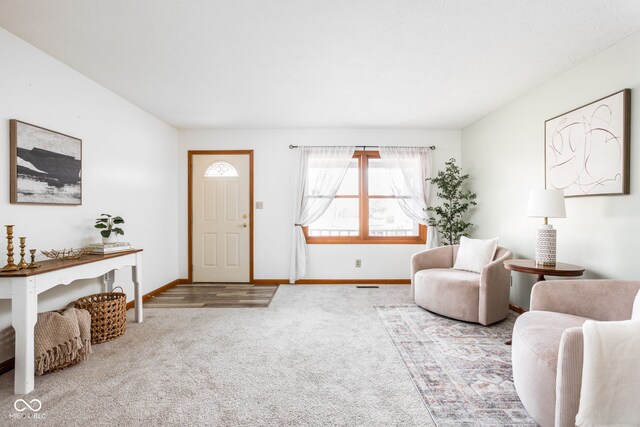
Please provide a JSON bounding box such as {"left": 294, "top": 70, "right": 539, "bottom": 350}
{"left": 527, "top": 189, "right": 566, "bottom": 218}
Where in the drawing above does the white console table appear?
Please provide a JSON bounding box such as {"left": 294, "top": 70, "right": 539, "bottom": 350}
{"left": 0, "top": 249, "right": 143, "bottom": 395}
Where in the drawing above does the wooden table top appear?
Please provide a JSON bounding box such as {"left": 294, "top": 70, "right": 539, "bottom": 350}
{"left": 503, "top": 259, "right": 584, "bottom": 277}
{"left": 0, "top": 249, "right": 142, "bottom": 277}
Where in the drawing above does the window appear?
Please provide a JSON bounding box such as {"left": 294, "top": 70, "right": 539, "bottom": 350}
{"left": 204, "top": 161, "right": 238, "bottom": 177}
{"left": 305, "top": 151, "right": 426, "bottom": 244}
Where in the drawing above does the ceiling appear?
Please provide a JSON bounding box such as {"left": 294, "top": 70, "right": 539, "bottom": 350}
{"left": 1, "top": 1, "right": 639, "bottom": 130}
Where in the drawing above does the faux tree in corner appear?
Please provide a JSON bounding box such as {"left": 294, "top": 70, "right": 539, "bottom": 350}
{"left": 425, "top": 158, "right": 477, "bottom": 245}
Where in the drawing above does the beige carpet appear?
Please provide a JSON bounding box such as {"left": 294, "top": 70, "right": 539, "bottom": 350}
{"left": 0, "top": 285, "right": 435, "bottom": 426}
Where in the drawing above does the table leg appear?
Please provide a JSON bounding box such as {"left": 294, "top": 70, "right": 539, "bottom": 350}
{"left": 12, "top": 277, "right": 37, "bottom": 394}
{"left": 537, "top": 274, "right": 546, "bottom": 282}
{"left": 102, "top": 270, "right": 115, "bottom": 293}
{"left": 132, "top": 253, "right": 143, "bottom": 323}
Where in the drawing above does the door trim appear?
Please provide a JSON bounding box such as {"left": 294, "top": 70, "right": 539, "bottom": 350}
{"left": 188, "top": 150, "right": 254, "bottom": 284}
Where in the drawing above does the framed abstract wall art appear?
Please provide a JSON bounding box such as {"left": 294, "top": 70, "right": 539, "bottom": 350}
{"left": 10, "top": 120, "right": 82, "bottom": 205}
{"left": 544, "top": 89, "right": 630, "bottom": 197}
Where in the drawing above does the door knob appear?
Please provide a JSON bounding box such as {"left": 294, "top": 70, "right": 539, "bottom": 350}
{"left": 241, "top": 223, "right": 248, "bottom": 228}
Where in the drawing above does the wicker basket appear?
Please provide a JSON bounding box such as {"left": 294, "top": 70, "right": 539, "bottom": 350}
{"left": 75, "top": 287, "right": 127, "bottom": 344}
{"left": 45, "top": 357, "right": 82, "bottom": 374}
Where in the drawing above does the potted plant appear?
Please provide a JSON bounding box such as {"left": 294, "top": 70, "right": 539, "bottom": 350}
{"left": 95, "top": 214, "right": 125, "bottom": 244}
{"left": 425, "top": 158, "right": 477, "bottom": 245}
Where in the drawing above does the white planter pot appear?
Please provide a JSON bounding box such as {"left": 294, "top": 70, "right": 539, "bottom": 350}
{"left": 102, "top": 234, "right": 118, "bottom": 244}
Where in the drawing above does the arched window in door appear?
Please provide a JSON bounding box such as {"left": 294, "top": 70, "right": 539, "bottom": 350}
{"left": 204, "top": 162, "right": 238, "bottom": 177}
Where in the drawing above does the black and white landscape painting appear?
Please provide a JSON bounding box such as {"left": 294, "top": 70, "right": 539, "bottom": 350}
{"left": 11, "top": 120, "right": 82, "bottom": 205}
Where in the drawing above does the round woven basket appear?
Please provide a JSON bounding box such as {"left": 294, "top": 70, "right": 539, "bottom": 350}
{"left": 75, "top": 288, "right": 126, "bottom": 344}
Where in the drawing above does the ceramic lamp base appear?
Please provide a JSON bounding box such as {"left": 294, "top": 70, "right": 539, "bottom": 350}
{"left": 535, "top": 224, "right": 556, "bottom": 266}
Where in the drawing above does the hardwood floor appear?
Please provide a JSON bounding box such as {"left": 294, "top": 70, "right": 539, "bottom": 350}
{"left": 144, "top": 283, "right": 279, "bottom": 308}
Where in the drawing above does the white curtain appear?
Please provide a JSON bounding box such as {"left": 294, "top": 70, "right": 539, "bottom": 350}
{"left": 290, "top": 146, "right": 356, "bottom": 283}
{"left": 378, "top": 146, "right": 438, "bottom": 248}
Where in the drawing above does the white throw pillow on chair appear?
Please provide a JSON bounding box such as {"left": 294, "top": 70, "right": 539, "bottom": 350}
{"left": 452, "top": 236, "right": 499, "bottom": 273}
{"left": 632, "top": 290, "right": 640, "bottom": 321}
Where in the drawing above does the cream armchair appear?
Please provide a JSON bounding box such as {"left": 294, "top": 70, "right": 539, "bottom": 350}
{"left": 410, "top": 245, "right": 513, "bottom": 325}
{"left": 512, "top": 280, "right": 640, "bottom": 427}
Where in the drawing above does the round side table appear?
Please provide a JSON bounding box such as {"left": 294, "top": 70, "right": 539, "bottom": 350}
{"left": 503, "top": 259, "right": 585, "bottom": 282}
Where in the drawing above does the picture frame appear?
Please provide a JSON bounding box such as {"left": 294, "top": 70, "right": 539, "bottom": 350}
{"left": 10, "top": 120, "right": 82, "bottom": 205}
{"left": 544, "top": 89, "right": 630, "bottom": 197}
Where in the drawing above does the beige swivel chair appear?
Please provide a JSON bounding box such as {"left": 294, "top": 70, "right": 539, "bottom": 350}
{"left": 512, "top": 280, "right": 640, "bottom": 427}
{"left": 410, "top": 244, "right": 513, "bottom": 326}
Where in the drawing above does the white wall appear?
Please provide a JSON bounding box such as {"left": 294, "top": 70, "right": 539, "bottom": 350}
{"left": 0, "top": 28, "right": 179, "bottom": 362}
{"left": 462, "top": 31, "right": 640, "bottom": 308}
{"left": 178, "top": 129, "right": 461, "bottom": 280}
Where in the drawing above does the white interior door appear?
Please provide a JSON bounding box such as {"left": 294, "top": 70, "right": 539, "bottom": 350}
{"left": 192, "top": 154, "right": 250, "bottom": 282}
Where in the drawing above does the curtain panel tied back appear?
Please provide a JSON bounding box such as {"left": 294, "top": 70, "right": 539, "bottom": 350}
{"left": 378, "top": 146, "right": 438, "bottom": 249}
{"left": 289, "top": 146, "right": 356, "bottom": 283}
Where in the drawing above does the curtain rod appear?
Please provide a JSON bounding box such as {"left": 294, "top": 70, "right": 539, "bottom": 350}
{"left": 288, "top": 144, "right": 435, "bottom": 150}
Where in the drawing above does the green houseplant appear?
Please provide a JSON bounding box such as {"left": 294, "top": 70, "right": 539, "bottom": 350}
{"left": 95, "top": 214, "right": 125, "bottom": 243}
{"left": 425, "top": 158, "right": 477, "bottom": 245}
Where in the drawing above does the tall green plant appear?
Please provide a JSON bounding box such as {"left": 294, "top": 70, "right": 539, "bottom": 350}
{"left": 425, "top": 158, "right": 477, "bottom": 245}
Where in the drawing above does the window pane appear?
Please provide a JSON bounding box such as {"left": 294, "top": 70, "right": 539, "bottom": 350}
{"left": 204, "top": 161, "right": 238, "bottom": 177}
{"left": 307, "top": 159, "right": 358, "bottom": 196}
{"left": 369, "top": 199, "right": 420, "bottom": 237}
{"left": 369, "top": 157, "right": 420, "bottom": 196}
{"left": 368, "top": 158, "right": 393, "bottom": 195}
{"left": 308, "top": 198, "right": 359, "bottom": 237}
{"left": 336, "top": 159, "right": 359, "bottom": 195}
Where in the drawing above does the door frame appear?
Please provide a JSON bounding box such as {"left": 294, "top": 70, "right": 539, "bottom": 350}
{"left": 188, "top": 150, "right": 254, "bottom": 284}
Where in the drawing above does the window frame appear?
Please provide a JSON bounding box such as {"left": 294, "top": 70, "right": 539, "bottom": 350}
{"left": 304, "top": 151, "right": 427, "bottom": 244}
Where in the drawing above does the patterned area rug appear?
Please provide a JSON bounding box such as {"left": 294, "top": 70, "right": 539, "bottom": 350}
{"left": 376, "top": 305, "right": 535, "bottom": 426}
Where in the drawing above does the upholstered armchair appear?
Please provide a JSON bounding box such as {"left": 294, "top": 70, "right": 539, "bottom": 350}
{"left": 410, "top": 244, "right": 513, "bottom": 325}
{"left": 512, "top": 280, "right": 640, "bottom": 427}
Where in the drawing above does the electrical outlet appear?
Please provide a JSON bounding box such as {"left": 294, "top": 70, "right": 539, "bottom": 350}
{"left": 255, "top": 201, "right": 264, "bottom": 209}
{"left": 355, "top": 259, "right": 362, "bottom": 268}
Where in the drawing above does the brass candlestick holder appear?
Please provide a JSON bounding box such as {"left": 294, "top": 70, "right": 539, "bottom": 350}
{"left": 27, "top": 249, "right": 40, "bottom": 269}
{"left": 17, "top": 237, "right": 28, "bottom": 270}
{"left": 2, "top": 225, "right": 19, "bottom": 272}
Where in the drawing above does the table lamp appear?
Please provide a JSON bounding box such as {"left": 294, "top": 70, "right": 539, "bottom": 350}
{"left": 527, "top": 189, "right": 566, "bottom": 266}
